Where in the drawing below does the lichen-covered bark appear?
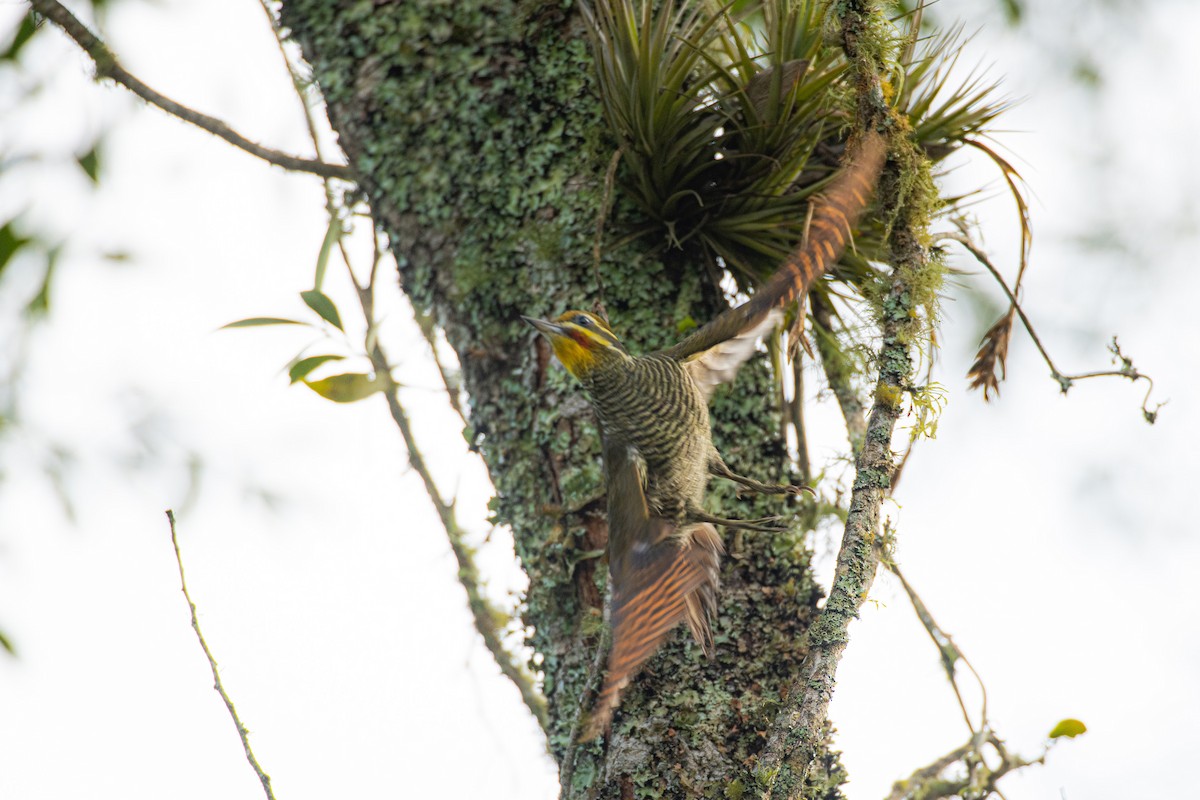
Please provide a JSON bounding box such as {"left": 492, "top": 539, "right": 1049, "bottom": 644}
{"left": 281, "top": 1, "right": 841, "bottom": 795}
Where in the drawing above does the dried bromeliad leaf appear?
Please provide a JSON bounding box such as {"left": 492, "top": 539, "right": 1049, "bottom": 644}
{"left": 967, "top": 308, "right": 1014, "bottom": 400}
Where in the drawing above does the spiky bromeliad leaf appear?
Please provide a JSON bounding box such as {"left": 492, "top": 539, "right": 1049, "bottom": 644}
{"left": 891, "top": 21, "right": 1036, "bottom": 400}
{"left": 894, "top": 22, "right": 1029, "bottom": 267}
{"left": 583, "top": 0, "right": 730, "bottom": 223}
{"left": 894, "top": 25, "right": 1012, "bottom": 162}
{"left": 585, "top": 0, "right": 1022, "bottom": 335}
{"left": 583, "top": 0, "right": 856, "bottom": 282}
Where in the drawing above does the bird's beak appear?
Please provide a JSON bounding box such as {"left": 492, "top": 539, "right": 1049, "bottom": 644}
{"left": 522, "top": 315, "right": 564, "bottom": 337}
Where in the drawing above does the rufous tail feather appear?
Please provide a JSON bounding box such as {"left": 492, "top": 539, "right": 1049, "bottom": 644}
{"left": 581, "top": 524, "right": 723, "bottom": 740}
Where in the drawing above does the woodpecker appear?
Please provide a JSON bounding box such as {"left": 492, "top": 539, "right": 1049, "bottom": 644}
{"left": 525, "top": 130, "right": 888, "bottom": 738}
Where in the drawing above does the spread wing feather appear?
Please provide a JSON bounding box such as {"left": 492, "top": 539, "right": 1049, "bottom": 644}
{"left": 582, "top": 441, "right": 723, "bottom": 740}
{"left": 659, "top": 130, "right": 888, "bottom": 362}
{"left": 683, "top": 309, "right": 781, "bottom": 401}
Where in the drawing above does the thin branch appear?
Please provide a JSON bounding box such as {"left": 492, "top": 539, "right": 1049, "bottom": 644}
{"left": 943, "top": 226, "right": 1162, "bottom": 422}
{"left": 881, "top": 539, "right": 1063, "bottom": 798}
{"left": 558, "top": 624, "right": 611, "bottom": 796}
{"left": 165, "top": 510, "right": 276, "bottom": 800}
{"left": 791, "top": 354, "right": 812, "bottom": 484}
{"left": 411, "top": 307, "right": 469, "bottom": 428}
{"left": 29, "top": 0, "right": 353, "bottom": 181}
{"left": 945, "top": 227, "right": 1061, "bottom": 377}
{"left": 885, "top": 731, "right": 1048, "bottom": 800}
{"left": 259, "top": 4, "right": 467, "bottom": 437}
{"left": 888, "top": 558, "right": 987, "bottom": 736}
{"left": 367, "top": 343, "right": 549, "bottom": 729}
{"left": 811, "top": 293, "right": 867, "bottom": 454}
{"left": 884, "top": 741, "right": 974, "bottom": 800}
{"left": 252, "top": 1, "right": 547, "bottom": 730}
{"left": 755, "top": 3, "right": 930, "bottom": 793}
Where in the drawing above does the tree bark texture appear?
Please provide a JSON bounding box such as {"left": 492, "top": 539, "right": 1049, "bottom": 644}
{"left": 282, "top": 2, "right": 843, "bottom": 796}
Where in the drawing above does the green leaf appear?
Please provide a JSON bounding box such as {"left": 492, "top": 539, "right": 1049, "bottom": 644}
{"left": 313, "top": 214, "right": 340, "bottom": 292}
{"left": 1048, "top": 718, "right": 1087, "bottom": 739}
{"left": 0, "top": 627, "right": 14, "bottom": 656}
{"left": 25, "top": 245, "right": 60, "bottom": 317}
{"left": 1, "top": 12, "right": 38, "bottom": 63}
{"left": 221, "top": 317, "right": 307, "bottom": 329}
{"left": 300, "top": 289, "right": 343, "bottom": 331}
{"left": 303, "top": 372, "right": 384, "bottom": 403}
{"left": 288, "top": 354, "right": 345, "bottom": 384}
{"left": 76, "top": 143, "right": 102, "bottom": 184}
{"left": 0, "top": 220, "right": 32, "bottom": 276}
{"left": 1001, "top": 0, "right": 1023, "bottom": 24}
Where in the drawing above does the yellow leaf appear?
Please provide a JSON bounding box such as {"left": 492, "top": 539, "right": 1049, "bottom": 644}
{"left": 303, "top": 372, "right": 384, "bottom": 403}
{"left": 1048, "top": 718, "right": 1087, "bottom": 739}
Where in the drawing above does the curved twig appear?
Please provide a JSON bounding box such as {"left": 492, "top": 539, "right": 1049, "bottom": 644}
{"left": 166, "top": 511, "right": 277, "bottom": 800}
{"left": 29, "top": 0, "right": 354, "bottom": 180}
{"left": 943, "top": 226, "right": 1163, "bottom": 422}
{"left": 884, "top": 731, "right": 1047, "bottom": 800}
{"left": 888, "top": 559, "right": 988, "bottom": 735}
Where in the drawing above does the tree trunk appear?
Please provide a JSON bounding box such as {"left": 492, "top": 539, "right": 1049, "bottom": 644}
{"left": 282, "top": 2, "right": 843, "bottom": 795}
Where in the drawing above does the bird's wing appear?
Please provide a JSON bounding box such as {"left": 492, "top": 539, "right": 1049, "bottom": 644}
{"left": 658, "top": 130, "right": 888, "bottom": 363}
{"left": 682, "top": 308, "right": 781, "bottom": 402}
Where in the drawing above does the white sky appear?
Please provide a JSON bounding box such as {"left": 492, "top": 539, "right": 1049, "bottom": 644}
{"left": 0, "top": 1, "right": 1196, "bottom": 799}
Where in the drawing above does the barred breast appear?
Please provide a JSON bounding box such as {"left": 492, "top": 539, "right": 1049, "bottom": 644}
{"left": 584, "top": 353, "right": 713, "bottom": 519}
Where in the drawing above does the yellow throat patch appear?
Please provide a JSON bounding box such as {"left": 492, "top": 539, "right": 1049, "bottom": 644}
{"left": 524, "top": 310, "right": 623, "bottom": 378}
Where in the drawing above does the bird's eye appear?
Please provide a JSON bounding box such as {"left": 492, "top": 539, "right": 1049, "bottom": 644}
{"left": 574, "top": 315, "right": 591, "bottom": 327}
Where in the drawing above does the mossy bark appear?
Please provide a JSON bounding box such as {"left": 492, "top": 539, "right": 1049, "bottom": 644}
{"left": 282, "top": 2, "right": 843, "bottom": 795}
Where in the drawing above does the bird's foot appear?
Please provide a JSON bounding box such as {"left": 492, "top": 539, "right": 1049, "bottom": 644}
{"left": 687, "top": 508, "right": 789, "bottom": 533}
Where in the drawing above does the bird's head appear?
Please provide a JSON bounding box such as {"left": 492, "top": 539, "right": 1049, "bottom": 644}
{"left": 522, "top": 310, "right": 628, "bottom": 378}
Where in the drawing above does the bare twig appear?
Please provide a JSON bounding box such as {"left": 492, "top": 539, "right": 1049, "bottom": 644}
{"left": 884, "top": 741, "right": 974, "bottom": 800}
{"left": 366, "top": 343, "right": 549, "bottom": 729}
{"left": 411, "top": 307, "right": 469, "bottom": 427}
{"left": 885, "top": 731, "right": 1048, "bottom": 800}
{"left": 558, "top": 623, "right": 611, "bottom": 795}
{"left": 29, "top": 0, "right": 353, "bottom": 181}
{"left": 943, "top": 225, "right": 1161, "bottom": 422}
{"left": 946, "top": 226, "right": 1060, "bottom": 379}
{"left": 887, "top": 557, "right": 987, "bottom": 735}
{"left": 811, "top": 293, "right": 867, "bottom": 454}
{"left": 880, "top": 536, "right": 1064, "bottom": 798}
{"left": 165, "top": 510, "right": 276, "bottom": 800}
{"left": 791, "top": 355, "right": 812, "bottom": 484}
{"left": 254, "top": 1, "right": 547, "bottom": 730}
